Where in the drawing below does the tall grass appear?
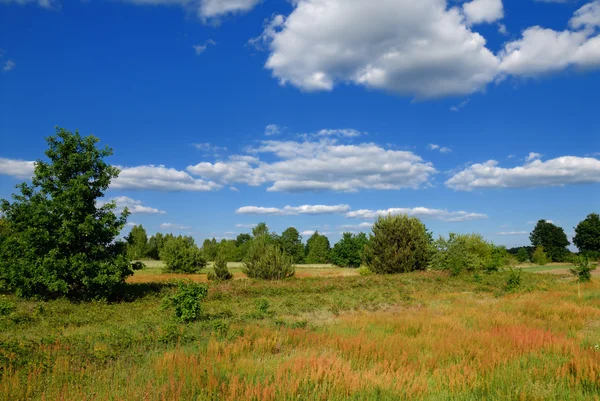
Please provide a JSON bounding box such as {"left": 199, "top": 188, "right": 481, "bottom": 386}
{"left": 1, "top": 271, "right": 599, "bottom": 400}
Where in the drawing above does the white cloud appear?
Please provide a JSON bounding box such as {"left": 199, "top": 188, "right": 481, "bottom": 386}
{"left": 236, "top": 223, "right": 257, "bottom": 228}
{"left": 301, "top": 230, "right": 316, "bottom": 236}
{"left": 525, "top": 152, "right": 542, "bottom": 162}
{"left": 100, "top": 196, "right": 166, "bottom": 214}
{"left": 120, "top": 0, "right": 261, "bottom": 19}
{"left": 256, "top": 0, "right": 500, "bottom": 99}
{"left": 236, "top": 204, "right": 350, "bottom": 215}
{"left": 428, "top": 144, "right": 452, "bottom": 153}
{"left": 446, "top": 156, "right": 600, "bottom": 190}
{"left": 499, "top": 1, "right": 600, "bottom": 76}
{"left": 463, "top": 0, "right": 504, "bottom": 25}
{"left": 498, "top": 23, "right": 508, "bottom": 35}
{"left": 346, "top": 207, "right": 488, "bottom": 222}
{"left": 187, "top": 137, "right": 436, "bottom": 192}
{"left": 0, "top": 0, "right": 56, "bottom": 8}
{"left": 315, "top": 129, "right": 364, "bottom": 138}
{"left": 194, "top": 142, "right": 227, "bottom": 154}
{"left": 3, "top": 60, "right": 15, "bottom": 72}
{"left": 339, "top": 222, "right": 374, "bottom": 230}
{"left": 265, "top": 124, "right": 280, "bottom": 136}
{"left": 114, "top": 165, "right": 221, "bottom": 191}
{"left": 160, "top": 222, "right": 192, "bottom": 230}
{"left": 450, "top": 99, "right": 469, "bottom": 112}
{"left": 0, "top": 158, "right": 35, "bottom": 178}
{"left": 193, "top": 39, "right": 215, "bottom": 55}
{"left": 497, "top": 231, "right": 529, "bottom": 236}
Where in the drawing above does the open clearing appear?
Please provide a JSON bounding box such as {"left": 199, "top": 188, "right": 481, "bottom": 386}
{"left": 2, "top": 267, "right": 600, "bottom": 400}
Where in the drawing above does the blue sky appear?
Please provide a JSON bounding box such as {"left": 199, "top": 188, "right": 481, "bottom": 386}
{"left": 0, "top": 0, "right": 598, "bottom": 249}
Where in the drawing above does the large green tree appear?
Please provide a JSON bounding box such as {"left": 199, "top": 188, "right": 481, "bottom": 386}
{"left": 331, "top": 232, "right": 368, "bottom": 268}
{"left": 573, "top": 213, "right": 600, "bottom": 259}
{"left": 0, "top": 128, "right": 133, "bottom": 299}
{"left": 365, "top": 215, "right": 430, "bottom": 274}
{"left": 126, "top": 224, "right": 148, "bottom": 260}
{"left": 146, "top": 232, "right": 167, "bottom": 260}
{"left": 529, "top": 220, "right": 571, "bottom": 262}
{"left": 278, "top": 227, "right": 305, "bottom": 263}
{"left": 305, "top": 232, "right": 331, "bottom": 264}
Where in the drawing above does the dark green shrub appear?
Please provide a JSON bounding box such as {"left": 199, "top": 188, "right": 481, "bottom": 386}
{"left": 0, "top": 128, "right": 133, "bottom": 299}
{"left": 532, "top": 246, "right": 549, "bottom": 266}
{"left": 243, "top": 238, "right": 295, "bottom": 280}
{"left": 0, "top": 296, "right": 16, "bottom": 316}
{"left": 164, "top": 281, "right": 208, "bottom": 323}
{"left": 207, "top": 254, "right": 233, "bottom": 281}
{"left": 516, "top": 247, "right": 529, "bottom": 263}
{"left": 160, "top": 236, "right": 206, "bottom": 274}
{"left": 505, "top": 267, "right": 522, "bottom": 292}
{"left": 570, "top": 256, "right": 596, "bottom": 283}
{"left": 331, "top": 232, "right": 368, "bottom": 268}
{"left": 430, "top": 233, "right": 494, "bottom": 276}
{"left": 364, "top": 215, "right": 430, "bottom": 274}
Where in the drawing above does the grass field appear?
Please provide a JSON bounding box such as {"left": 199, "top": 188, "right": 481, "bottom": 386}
{"left": 1, "top": 266, "right": 600, "bottom": 400}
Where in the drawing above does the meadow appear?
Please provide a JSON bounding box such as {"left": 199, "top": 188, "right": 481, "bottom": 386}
{"left": 1, "top": 264, "right": 600, "bottom": 401}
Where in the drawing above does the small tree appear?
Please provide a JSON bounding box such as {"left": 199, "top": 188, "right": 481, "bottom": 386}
{"left": 160, "top": 236, "right": 206, "bottom": 274}
{"left": 305, "top": 231, "right": 331, "bottom": 264}
{"left": 365, "top": 215, "right": 430, "bottom": 274}
{"left": 531, "top": 246, "right": 549, "bottom": 266}
{"left": 243, "top": 236, "right": 295, "bottom": 280}
{"left": 331, "top": 232, "right": 368, "bottom": 268}
{"left": 207, "top": 253, "right": 233, "bottom": 281}
{"left": 0, "top": 128, "right": 132, "bottom": 299}
{"left": 570, "top": 256, "right": 596, "bottom": 283}
{"left": 126, "top": 224, "right": 148, "bottom": 260}
{"left": 516, "top": 247, "right": 529, "bottom": 263}
{"left": 279, "top": 227, "right": 305, "bottom": 263}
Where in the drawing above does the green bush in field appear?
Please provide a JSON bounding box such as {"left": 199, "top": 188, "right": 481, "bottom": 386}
{"left": 0, "top": 128, "right": 133, "bottom": 299}
{"left": 0, "top": 295, "right": 16, "bottom": 316}
{"left": 243, "top": 237, "right": 295, "bottom": 280}
{"left": 570, "top": 256, "right": 596, "bottom": 283}
{"left": 430, "top": 233, "right": 498, "bottom": 275}
{"left": 331, "top": 232, "right": 368, "bottom": 268}
{"left": 207, "top": 254, "right": 233, "bottom": 282}
{"left": 505, "top": 267, "right": 522, "bottom": 292}
{"left": 364, "top": 215, "right": 430, "bottom": 274}
{"left": 160, "top": 236, "right": 206, "bottom": 274}
{"left": 516, "top": 247, "right": 529, "bottom": 263}
{"left": 532, "top": 246, "right": 549, "bottom": 266}
{"left": 165, "top": 281, "right": 208, "bottom": 323}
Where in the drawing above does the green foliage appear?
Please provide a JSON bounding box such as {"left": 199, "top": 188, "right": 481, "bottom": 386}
{"left": 146, "top": 233, "right": 167, "bottom": 260}
{"left": 252, "top": 222, "right": 270, "bottom": 238}
{"left": 331, "top": 232, "right": 368, "bottom": 268}
{"left": 364, "top": 215, "right": 430, "bottom": 274}
{"left": 532, "top": 246, "right": 549, "bottom": 266}
{"left": 278, "top": 227, "right": 305, "bottom": 263}
{"left": 516, "top": 247, "right": 529, "bottom": 263}
{"left": 430, "top": 233, "right": 495, "bottom": 276}
{"left": 164, "top": 281, "right": 208, "bottom": 323}
{"left": 126, "top": 224, "right": 148, "bottom": 260}
{"left": 235, "top": 233, "right": 253, "bottom": 261}
{"left": 570, "top": 256, "right": 596, "bottom": 283}
{"left": 0, "top": 295, "right": 16, "bottom": 316}
{"left": 201, "top": 238, "right": 218, "bottom": 261}
{"left": 305, "top": 231, "right": 331, "bottom": 264}
{"left": 530, "top": 220, "right": 571, "bottom": 262}
{"left": 207, "top": 254, "right": 233, "bottom": 282}
{"left": 573, "top": 213, "right": 600, "bottom": 259}
{"left": 218, "top": 239, "right": 240, "bottom": 262}
{"left": 505, "top": 267, "right": 522, "bottom": 292}
{"left": 358, "top": 266, "right": 374, "bottom": 276}
{"left": 160, "top": 236, "right": 206, "bottom": 274}
{"left": 243, "top": 237, "right": 295, "bottom": 280}
{"left": 0, "top": 128, "right": 132, "bottom": 299}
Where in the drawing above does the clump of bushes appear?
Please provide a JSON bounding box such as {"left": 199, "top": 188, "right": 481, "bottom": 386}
{"left": 330, "top": 232, "right": 368, "bottom": 268}
{"left": 570, "top": 256, "right": 596, "bottom": 283}
{"left": 532, "top": 246, "right": 549, "bottom": 266}
{"left": 430, "top": 233, "right": 509, "bottom": 275}
{"left": 163, "top": 281, "right": 208, "bottom": 323}
{"left": 364, "top": 215, "right": 430, "bottom": 274}
{"left": 160, "top": 236, "right": 206, "bottom": 274}
{"left": 207, "top": 254, "right": 233, "bottom": 282}
{"left": 243, "top": 237, "right": 295, "bottom": 280}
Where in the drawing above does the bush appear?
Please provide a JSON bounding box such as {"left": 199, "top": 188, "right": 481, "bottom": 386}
{"left": 570, "top": 256, "right": 596, "bottom": 283}
{"left": 505, "top": 267, "right": 522, "bottom": 292}
{"left": 516, "top": 247, "right": 529, "bottom": 263}
{"left": 364, "top": 215, "right": 430, "bottom": 274}
{"left": 331, "top": 232, "right": 368, "bottom": 268}
{"left": 160, "top": 236, "right": 206, "bottom": 274}
{"left": 243, "top": 238, "right": 295, "bottom": 280}
{"left": 207, "top": 254, "right": 233, "bottom": 282}
{"left": 164, "top": 281, "right": 208, "bottom": 323}
{"left": 358, "top": 266, "right": 373, "bottom": 276}
{"left": 0, "top": 296, "right": 16, "bottom": 316}
{"left": 0, "top": 128, "right": 133, "bottom": 299}
{"left": 532, "top": 246, "right": 549, "bottom": 266}
{"left": 430, "top": 233, "right": 494, "bottom": 276}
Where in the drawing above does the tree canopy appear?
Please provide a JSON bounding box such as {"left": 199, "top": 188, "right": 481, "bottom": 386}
{"left": 330, "top": 232, "right": 368, "bottom": 268}
{"left": 573, "top": 213, "right": 600, "bottom": 259}
{"left": 530, "top": 220, "right": 570, "bottom": 262}
{"left": 305, "top": 232, "right": 331, "bottom": 264}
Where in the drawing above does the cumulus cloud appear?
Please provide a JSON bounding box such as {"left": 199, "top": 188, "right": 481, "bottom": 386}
{"left": 497, "top": 231, "right": 529, "bottom": 236}
{"left": 499, "top": 1, "right": 600, "bottom": 76}
{"left": 314, "top": 129, "right": 364, "bottom": 138}
{"left": 346, "top": 207, "right": 488, "bottom": 222}
{"left": 0, "top": 158, "right": 35, "bottom": 178}
{"left": 160, "top": 222, "right": 191, "bottom": 230}
{"left": 120, "top": 0, "right": 261, "bottom": 19}
{"left": 265, "top": 124, "right": 280, "bottom": 136}
{"left": 446, "top": 156, "right": 600, "bottom": 190}
{"left": 463, "top": 0, "right": 504, "bottom": 25}
{"left": 99, "top": 196, "right": 166, "bottom": 214}
{"left": 187, "top": 138, "right": 436, "bottom": 192}
{"left": 236, "top": 204, "right": 351, "bottom": 216}
{"left": 255, "top": 0, "right": 500, "bottom": 99}
{"left": 3, "top": 60, "right": 15, "bottom": 72}
{"left": 526, "top": 152, "right": 542, "bottom": 162}
{"left": 114, "top": 165, "right": 221, "bottom": 191}
{"left": 339, "top": 222, "right": 374, "bottom": 230}
{"left": 428, "top": 144, "right": 452, "bottom": 153}
{"left": 193, "top": 39, "right": 215, "bottom": 55}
